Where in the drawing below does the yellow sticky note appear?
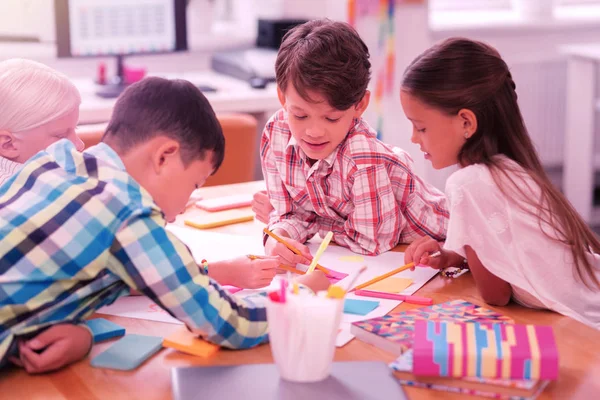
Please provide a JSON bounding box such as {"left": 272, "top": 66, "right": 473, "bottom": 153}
{"left": 365, "top": 278, "right": 413, "bottom": 293}
{"left": 163, "top": 327, "right": 220, "bottom": 358}
{"left": 338, "top": 255, "right": 365, "bottom": 263}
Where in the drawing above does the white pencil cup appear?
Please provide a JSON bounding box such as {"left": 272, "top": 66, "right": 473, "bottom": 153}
{"left": 266, "top": 292, "right": 344, "bottom": 382}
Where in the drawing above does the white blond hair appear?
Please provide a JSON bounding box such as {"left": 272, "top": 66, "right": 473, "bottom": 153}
{"left": 0, "top": 58, "right": 81, "bottom": 133}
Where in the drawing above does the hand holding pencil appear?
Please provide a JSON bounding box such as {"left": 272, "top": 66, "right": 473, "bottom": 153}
{"left": 404, "top": 236, "right": 447, "bottom": 270}
{"left": 264, "top": 229, "right": 314, "bottom": 266}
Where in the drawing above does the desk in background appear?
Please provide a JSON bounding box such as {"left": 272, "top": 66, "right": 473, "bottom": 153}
{"left": 75, "top": 71, "right": 280, "bottom": 181}
{"left": 1, "top": 181, "right": 599, "bottom": 400}
{"left": 75, "top": 71, "right": 280, "bottom": 125}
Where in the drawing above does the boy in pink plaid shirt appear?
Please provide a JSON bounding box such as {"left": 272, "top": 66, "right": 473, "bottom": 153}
{"left": 259, "top": 19, "right": 449, "bottom": 265}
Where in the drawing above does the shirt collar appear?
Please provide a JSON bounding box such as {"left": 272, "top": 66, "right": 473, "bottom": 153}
{"left": 286, "top": 135, "right": 342, "bottom": 169}
{"left": 84, "top": 142, "right": 126, "bottom": 171}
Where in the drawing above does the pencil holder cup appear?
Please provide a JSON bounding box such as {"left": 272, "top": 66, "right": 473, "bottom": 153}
{"left": 266, "top": 292, "right": 344, "bottom": 382}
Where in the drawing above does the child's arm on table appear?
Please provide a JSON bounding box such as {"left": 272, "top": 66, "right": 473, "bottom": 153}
{"left": 208, "top": 255, "right": 279, "bottom": 289}
{"left": 260, "top": 122, "right": 316, "bottom": 265}
{"left": 405, "top": 237, "right": 512, "bottom": 306}
{"left": 108, "top": 213, "right": 327, "bottom": 349}
{"left": 464, "top": 245, "right": 512, "bottom": 306}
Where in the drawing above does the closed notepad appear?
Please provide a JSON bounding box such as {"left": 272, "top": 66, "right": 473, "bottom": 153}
{"left": 184, "top": 209, "right": 254, "bottom": 229}
{"left": 412, "top": 321, "right": 559, "bottom": 381}
{"left": 91, "top": 334, "right": 163, "bottom": 371}
{"left": 84, "top": 318, "right": 125, "bottom": 343}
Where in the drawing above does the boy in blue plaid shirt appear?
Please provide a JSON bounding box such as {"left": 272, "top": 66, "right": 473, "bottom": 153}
{"left": 0, "top": 77, "right": 329, "bottom": 373}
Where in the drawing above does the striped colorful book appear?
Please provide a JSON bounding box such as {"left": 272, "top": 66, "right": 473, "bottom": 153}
{"left": 412, "top": 320, "right": 559, "bottom": 381}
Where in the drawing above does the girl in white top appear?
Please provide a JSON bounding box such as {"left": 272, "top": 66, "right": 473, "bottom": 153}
{"left": 0, "top": 58, "right": 84, "bottom": 186}
{"left": 400, "top": 38, "right": 600, "bottom": 330}
{"left": 0, "top": 59, "right": 91, "bottom": 372}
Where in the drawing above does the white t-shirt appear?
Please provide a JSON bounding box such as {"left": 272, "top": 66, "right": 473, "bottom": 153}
{"left": 443, "top": 156, "right": 600, "bottom": 330}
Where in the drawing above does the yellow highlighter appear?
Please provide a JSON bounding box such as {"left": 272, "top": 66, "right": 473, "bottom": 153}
{"left": 306, "top": 231, "right": 334, "bottom": 273}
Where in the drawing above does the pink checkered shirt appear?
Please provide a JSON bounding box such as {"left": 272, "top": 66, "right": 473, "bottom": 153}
{"left": 261, "top": 109, "right": 449, "bottom": 255}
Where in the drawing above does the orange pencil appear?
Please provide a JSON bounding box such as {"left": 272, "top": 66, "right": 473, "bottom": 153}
{"left": 262, "top": 228, "right": 330, "bottom": 274}
{"left": 351, "top": 251, "right": 441, "bottom": 292}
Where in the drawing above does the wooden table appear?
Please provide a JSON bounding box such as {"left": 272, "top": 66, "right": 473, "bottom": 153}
{"left": 2, "top": 181, "right": 599, "bottom": 399}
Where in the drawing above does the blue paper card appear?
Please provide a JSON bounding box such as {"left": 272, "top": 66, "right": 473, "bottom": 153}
{"left": 85, "top": 318, "right": 126, "bottom": 343}
{"left": 344, "top": 299, "right": 380, "bottom": 315}
{"left": 91, "top": 334, "right": 163, "bottom": 371}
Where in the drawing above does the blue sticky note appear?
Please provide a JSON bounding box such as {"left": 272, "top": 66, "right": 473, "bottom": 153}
{"left": 85, "top": 318, "right": 126, "bottom": 343}
{"left": 91, "top": 334, "right": 163, "bottom": 371}
{"left": 344, "top": 299, "right": 380, "bottom": 315}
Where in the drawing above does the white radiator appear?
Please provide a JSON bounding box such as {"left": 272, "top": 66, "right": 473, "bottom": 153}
{"left": 511, "top": 59, "right": 568, "bottom": 169}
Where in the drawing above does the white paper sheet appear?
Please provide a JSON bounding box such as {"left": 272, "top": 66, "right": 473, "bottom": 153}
{"left": 97, "top": 296, "right": 183, "bottom": 325}
{"left": 100, "top": 225, "right": 438, "bottom": 347}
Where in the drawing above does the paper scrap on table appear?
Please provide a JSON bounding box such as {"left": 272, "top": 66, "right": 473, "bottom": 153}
{"left": 97, "top": 296, "right": 183, "bottom": 325}
{"left": 338, "top": 255, "right": 365, "bottom": 263}
{"left": 336, "top": 324, "right": 355, "bottom": 347}
{"left": 365, "top": 278, "right": 413, "bottom": 294}
{"left": 325, "top": 268, "right": 349, "bottom": 284}
{"left": 344, "top": 299, "right": 380, "bottom": 316}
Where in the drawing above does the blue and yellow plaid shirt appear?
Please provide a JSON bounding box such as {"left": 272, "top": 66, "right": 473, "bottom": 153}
{"left": 0, "top": 140, "right": 268, "bottom": 364}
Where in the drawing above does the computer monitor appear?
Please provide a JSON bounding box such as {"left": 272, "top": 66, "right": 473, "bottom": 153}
{"left": 54, "top": 0, "right": 187, "bottom": 98}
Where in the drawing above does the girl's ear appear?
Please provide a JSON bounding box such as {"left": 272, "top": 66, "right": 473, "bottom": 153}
{"left": 458, "top": 108, "right": 478, "bottom": 139}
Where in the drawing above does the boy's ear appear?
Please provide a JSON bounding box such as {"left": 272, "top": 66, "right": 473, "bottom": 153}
{"left": 277, "top": 86, "right": 287, "bottom": 109}
{"left": 151, "top": 138, "right": 182, "bottom": 174}
{"left": 353, "top": 90, "right": 371, "bottom": 118}
{"left": 0, "top": 130, "right": 20, "bottom": 160}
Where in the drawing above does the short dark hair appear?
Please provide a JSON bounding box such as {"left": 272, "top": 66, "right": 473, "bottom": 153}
{"left": 103, "top": 77, "right": 225, "bottom": 169}
{"left": 276, "top": 19, "right": 371, "bottom": 111}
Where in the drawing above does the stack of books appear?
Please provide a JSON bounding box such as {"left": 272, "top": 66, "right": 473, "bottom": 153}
{"left": 351, "top": 299, "right": 558, "bottom": 399}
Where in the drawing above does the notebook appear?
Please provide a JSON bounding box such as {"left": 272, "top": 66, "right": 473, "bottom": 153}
{"left": 390, "top": 350, "right": 549, "bottom": 400}
{"left": 195, "top": 193, "right": 253, "bottom": 212}
{"left": 171, "top": 362, "right": 407, "bottom": 400}
{"left": 350, "top": 299, "right": 514, "bottom": 356}
{"left": 184, "top": 209, "right": 254, "bottom": 229}
{"left": 412, "top": 320, "right": 559, "bottom": 381}
{"left": 84, "top": 318, "right": 126, "bottom": 343}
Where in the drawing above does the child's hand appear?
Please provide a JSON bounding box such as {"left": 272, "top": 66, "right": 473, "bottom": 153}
{"left": 219, "top": 255, "right": 280, "bottom": 289}
{"left": 252, "top": 191, "right": 274, "bottom": 224}
{"left": 265, "top": 235, "right": 313, "bottom": 266}
{"left": 296, "top": 270, "right": 331, "bottom": 293}
{"left": 10, "top": 324, "right": 92, "bottom": 374}
{"left": 404, "top": 236, "right": 445, "bottom": 270}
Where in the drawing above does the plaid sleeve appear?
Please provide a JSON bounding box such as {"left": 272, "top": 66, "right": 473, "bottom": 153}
{"left": 106, "top": 209, "right": 269, "bottom": 349}
{"left": 394, "top": 169, "right": 449, "bottom": 245}
{"left": 260, "top": 118, "right": 319, "bottom": 243}
{"left": 318, "top": 164, "right": 402, "bottom": 255}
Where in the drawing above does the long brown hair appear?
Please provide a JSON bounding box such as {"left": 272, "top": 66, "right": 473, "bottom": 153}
{"left": 402, "top": 37, "right": 600, "bottom": 289}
